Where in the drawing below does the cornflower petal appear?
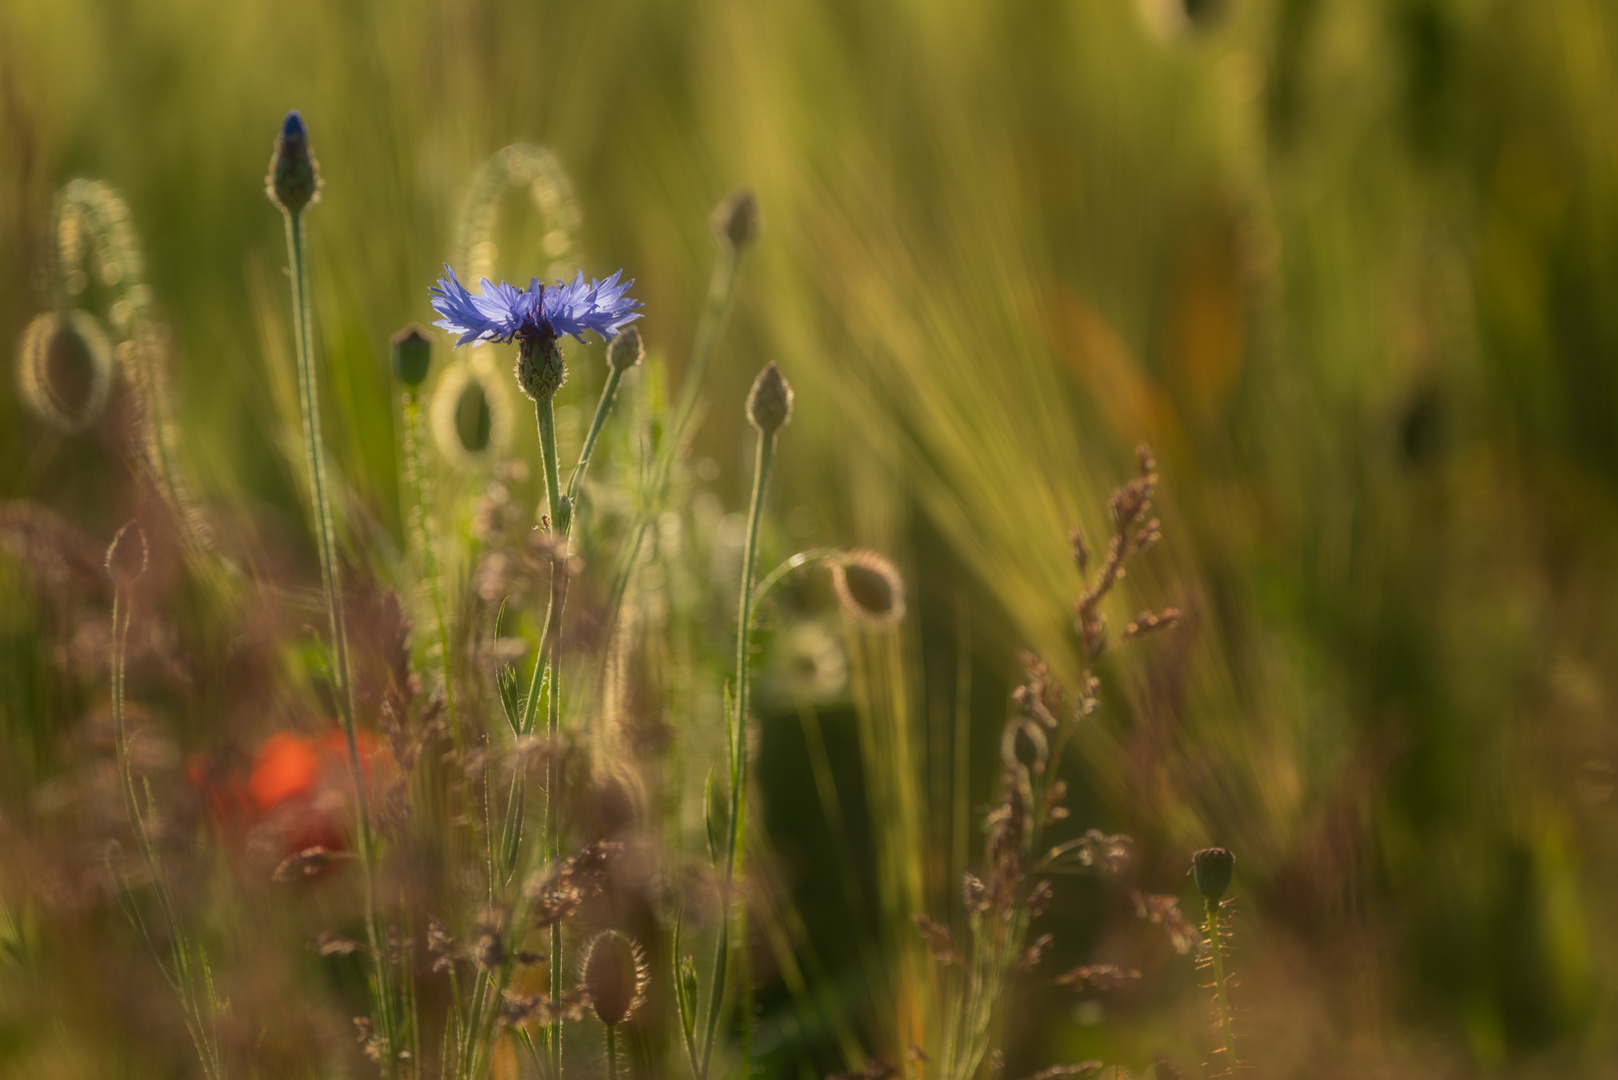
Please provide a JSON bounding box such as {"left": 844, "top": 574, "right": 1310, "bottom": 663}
{"left": 428, "top": 265, "right": 642, "bottom": 349}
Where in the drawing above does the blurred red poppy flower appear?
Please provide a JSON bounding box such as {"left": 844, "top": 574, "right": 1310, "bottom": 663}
{"left": 189, "top": 726, "right": 392, "bottom": 874}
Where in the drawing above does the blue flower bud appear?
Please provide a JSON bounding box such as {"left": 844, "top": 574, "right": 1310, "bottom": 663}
{"left": 267, "top": 110, "right": 321, "bottom": 214}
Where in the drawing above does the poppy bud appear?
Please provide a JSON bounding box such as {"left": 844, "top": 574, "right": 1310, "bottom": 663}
{"left": 582, "top": 930, "right": 647, "bottom": 1027}
{"left": 105, "top": 521, "right": 149, "bottom": 586}
{"left": 266, "top": 110, "right": 321, "bottom": 215}
{"left": 711, "top": 188, "right": 760, "bottom": 251}
{"left": 391, "top": 324, "right": 432, "bottom": 387}
{"left": 831, "top": 550, "right": 906, "bottom": 625}
{"left": 745, "top": 362, "right": 793, "bottom": 435}
{"left": 607, "top": 326, "right": 644, "bottom": 373}
{"left": 16, "top": 310, "right": 113, "bottom": 433}
{"left": 1192, "top": 847, "right": 1234, "bottom": 901}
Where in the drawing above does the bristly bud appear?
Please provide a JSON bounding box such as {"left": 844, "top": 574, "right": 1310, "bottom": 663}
{"left": 17, "top": 310, "right": 114, "bottom": 433}
{"left": 581, "top": 930, "right": 647, "bottom": 1027}
{"left": 391, "top": 324, "right": 432, "bottom": 387}
{"left": 1191, "top": 847, "right": 1235, "bottom": 902}
{"left": 266, "top": 110, "right": 321, "bottom": 215}
{"left": 832, "top": 550, "right": 906, "bottom": 625}
{"left": 745, "top": 361, "right": 793, "bottom": 434}
{"left": 607, "top": 326, "right": 643, "bottom": 373}
{"left": 514, "top": 334, "right": 566, "bottom": 402}
{"left": 105, "top": 521, "right": 148, "bottom": 586}
{"left": 711, "top": 187, "right": 761, "bottom": 251}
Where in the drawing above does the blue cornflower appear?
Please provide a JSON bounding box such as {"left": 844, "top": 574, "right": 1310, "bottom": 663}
{"left": 429, "top": 266, "right": 641, "bottom": 349}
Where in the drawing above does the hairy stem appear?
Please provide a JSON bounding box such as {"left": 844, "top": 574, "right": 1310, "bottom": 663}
{"left": 536, "top": 395, "right": 567, "bottom": 1080}
{"left": 699, "top": 430, "right": 774, "bottom": 1080}
{"left": 1206, "top": 898, "right": 1237, "bottom": 1075}
{"left": 284, "top": 210, "right": 393, "bottom": 1075}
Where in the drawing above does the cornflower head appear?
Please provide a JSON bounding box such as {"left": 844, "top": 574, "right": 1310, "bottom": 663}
{"left": 428, "top": 265, "right": 641, "bottom": 402}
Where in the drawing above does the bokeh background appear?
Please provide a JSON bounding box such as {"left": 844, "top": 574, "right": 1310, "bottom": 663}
{"left": 6, "top": 0, "right": 1618, "bottom": 1076}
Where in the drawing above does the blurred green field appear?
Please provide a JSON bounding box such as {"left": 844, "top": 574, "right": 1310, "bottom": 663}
{"left": 6, "top": 0, "right": 1618, "bottom": 1077}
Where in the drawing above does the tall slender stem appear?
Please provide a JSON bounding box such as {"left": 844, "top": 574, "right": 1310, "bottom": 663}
{"left": 535, "top": 395, "right": 568, "bottom": 1080}
{"left": 404, "top": 391, "right": 462, "bottom": 750}
{"left": 600, "top": 247, "right": 739, "bottom": 645}
{"left": 1206, "top": 899, "right": 1237, "bottom": 1074}
{"left": 522, "top": 365, "right": 624, "bottom": 735}
{"left": 284, "top": 209, "right": 393, "bottom": 1075}
{"left": 699, "top": 430, "right": 774, "bottom": 1080}
{"left": 606, "top": 1024, "right": 620, "bottom": 1080}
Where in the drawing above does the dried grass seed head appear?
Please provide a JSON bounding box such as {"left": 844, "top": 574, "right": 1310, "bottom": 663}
{"left": 832, "top": 550, "right": 905, "bottom": 625}
{"left": 581, "top": 930, "right": 648, "bottom": 1026}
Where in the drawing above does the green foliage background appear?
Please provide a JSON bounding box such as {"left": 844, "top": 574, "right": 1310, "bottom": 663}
{"left": 5, "top": 0, "right": 1618, "bottom": 1075}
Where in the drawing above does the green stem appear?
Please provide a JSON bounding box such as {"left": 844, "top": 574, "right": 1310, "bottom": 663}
{"left": 404, "top": 392, "right": 462, "bottom": 750}
{"left": 536, "top": 395, "right": 567, "bottom": 1080}
{"left": 1206, "top": 898, "right": 1237, "bottom": 1074}
{"left": 699, "top": 430, "right": 775, "bottom": 1080}
{"left": 600, "top": 246, "right": 740, "bottom": 648}
{"left": 284, "top": 209, "right": 392, "bottom": 1076}
{"left": 566, "top": 366, "right": 624, "bottom": 504}
{"left": 523, "top": 364, "right": 623, "bottom": 736}
{"left": 606, "top": 1024, "right": 620, "bottom": 1080}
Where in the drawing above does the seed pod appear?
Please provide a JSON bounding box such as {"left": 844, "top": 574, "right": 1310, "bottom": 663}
{"left": 710, "top": 188, "right": 760, "bottom": 251}
{"left": 582, "top": 930, "right": 647, "bottom": 1027}
{"left": 831, "top": 550, "right": 905, "bottom": 625}
{"left": 16, "top": 310, "right": 114, "bottom": 433}
{"left": 266, "top": 110, "right": 321, "bottom": 214}
{"left": 391, "top": 324, "right": 433, "bottom": 387}
{"left": 1191, "top": 847, "right": 1234, "bottom": 901}
{"left": 105, "top": 521, "right": 149, "bottom": 586}
{"left": 607, "top": 326, "right": 643, "bottom": 373}
{"left": 745, "top": 362, "right": 793, "bottom": 435}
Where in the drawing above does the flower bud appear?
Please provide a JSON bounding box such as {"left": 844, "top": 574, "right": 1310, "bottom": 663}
{"left": 390, "top": 324, "right": 432, "bottom": 387}
{"left": 1191, "top": 847, "right": 1234, "bottom": 901}
{"left": 16, "top": 310, "right": 114, "bottom": 433}
{"left": 105, "top": 521, "right": 149, "bottom": 586}
{"left": 831, "top": 550, "right": 905, "bottom": 625}
{"left": 514, "top": 335, "right": 566, "bottom": 402}
{"left": 582, "top": 930, "right": 647, "bottom": 1027}
{"left": 745, "top": 362, "right": 793, "bottom": 435}
{"left": 607, "top": 326, "right": 644, "bottom": 373}
{"left": 266, "top": 110, "right": 321, "bottom": 215}
{"left": 711, "top": 188, "right": 760, "bottom": 251}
